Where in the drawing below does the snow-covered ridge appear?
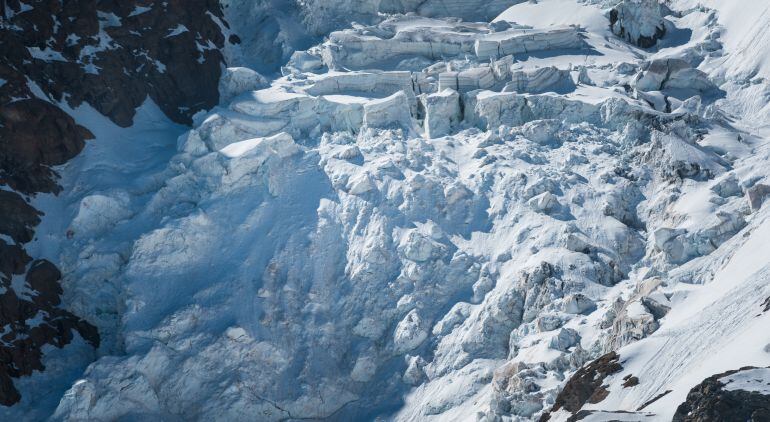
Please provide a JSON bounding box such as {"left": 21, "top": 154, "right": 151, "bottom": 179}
{"left": 14, "top": 0, "right": 770, "bottom": 420}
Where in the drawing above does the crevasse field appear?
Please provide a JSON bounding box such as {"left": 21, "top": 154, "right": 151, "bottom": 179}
{"left": 4, "top": 0, "right": 770, "bottom": 421}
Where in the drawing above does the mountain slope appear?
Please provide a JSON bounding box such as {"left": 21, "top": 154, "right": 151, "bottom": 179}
{"left": 2, "top": 0, "right": 769, "bottom": 420}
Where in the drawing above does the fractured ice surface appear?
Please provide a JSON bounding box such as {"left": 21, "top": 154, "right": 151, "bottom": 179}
{"left": 40, "top": 2, "right": 770, "bottom": 422}
{"left": 322, "top": 17, "right": 586, "bottom": 70}
{"left": 610, "top": 0, "right": 667, "bottom": 48}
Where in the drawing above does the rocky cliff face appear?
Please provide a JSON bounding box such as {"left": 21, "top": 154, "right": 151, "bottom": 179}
{"left": 673, "top": 367, "right": 770, "bottom": 422}
{"left": 1, "top": 0, "right": 227, "bottom": 126}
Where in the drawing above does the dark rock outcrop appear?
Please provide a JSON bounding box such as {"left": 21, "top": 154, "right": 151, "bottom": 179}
{"left": 0, "top": 99, "right": 92, "bottom": 194}
{"left": 673, "top": 367, "right": 770, "bottom": 422}
{"left": 0, "top": 260, "right": 100, "bottom": 406}
{"left": 566, "top": 410, "right": 654, "bottom": 421}
{"left": 623, "top": 374, "right": 640, "bottom": 388}
{"left": 0, "top": 190, "right": 41, "bottom": 244}
{"left": 540, "top": 351, "right": 623, "bottom": 421}
{"left": 1, "top": 0, "right": 227, "bottom": 126}
{"left": 637, "top": 389, "right": 670, "bottom": 410}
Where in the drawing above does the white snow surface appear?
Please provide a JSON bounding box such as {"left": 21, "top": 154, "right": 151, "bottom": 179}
{"left": 720, "top": 368, "right": 770, "bottom": 394}
{"left": 9, "top": 1, "right": 770, "bottom": 421}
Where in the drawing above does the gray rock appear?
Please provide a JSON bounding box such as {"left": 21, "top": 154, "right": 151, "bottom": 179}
{"left": 673, "top": 367, "right": 770, "bottom": 422}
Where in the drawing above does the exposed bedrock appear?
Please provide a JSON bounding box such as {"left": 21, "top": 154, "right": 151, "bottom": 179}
{"left": 540, "top": 352, "right": 623, "bottom": 421}
{"left": 0, "top": 99, "right": 92, "bottom": 194}
{"left": 0, "top": 0, "right": 226, "bottom": 126}
{"left": 673, "top": 367, "right": 770, "bottom": 422}
{"left": 0, "top": 96, "right": 99, "bottom": 406}
{"left": 0, "top": 256, "right": 100, "bottom": 406}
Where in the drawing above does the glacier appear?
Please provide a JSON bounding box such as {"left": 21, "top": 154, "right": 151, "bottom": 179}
{"left": 2, "top": 0, "right": 769, "bottom": 421}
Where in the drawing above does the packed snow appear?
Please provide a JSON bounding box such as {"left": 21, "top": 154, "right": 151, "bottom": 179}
{"left": 720, "top": 368, "right": 770, "bottom": 394}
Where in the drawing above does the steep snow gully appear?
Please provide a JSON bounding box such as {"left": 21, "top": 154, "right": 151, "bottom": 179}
{"left": 2, "top": 0, "right": 770, "bottom": 421}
